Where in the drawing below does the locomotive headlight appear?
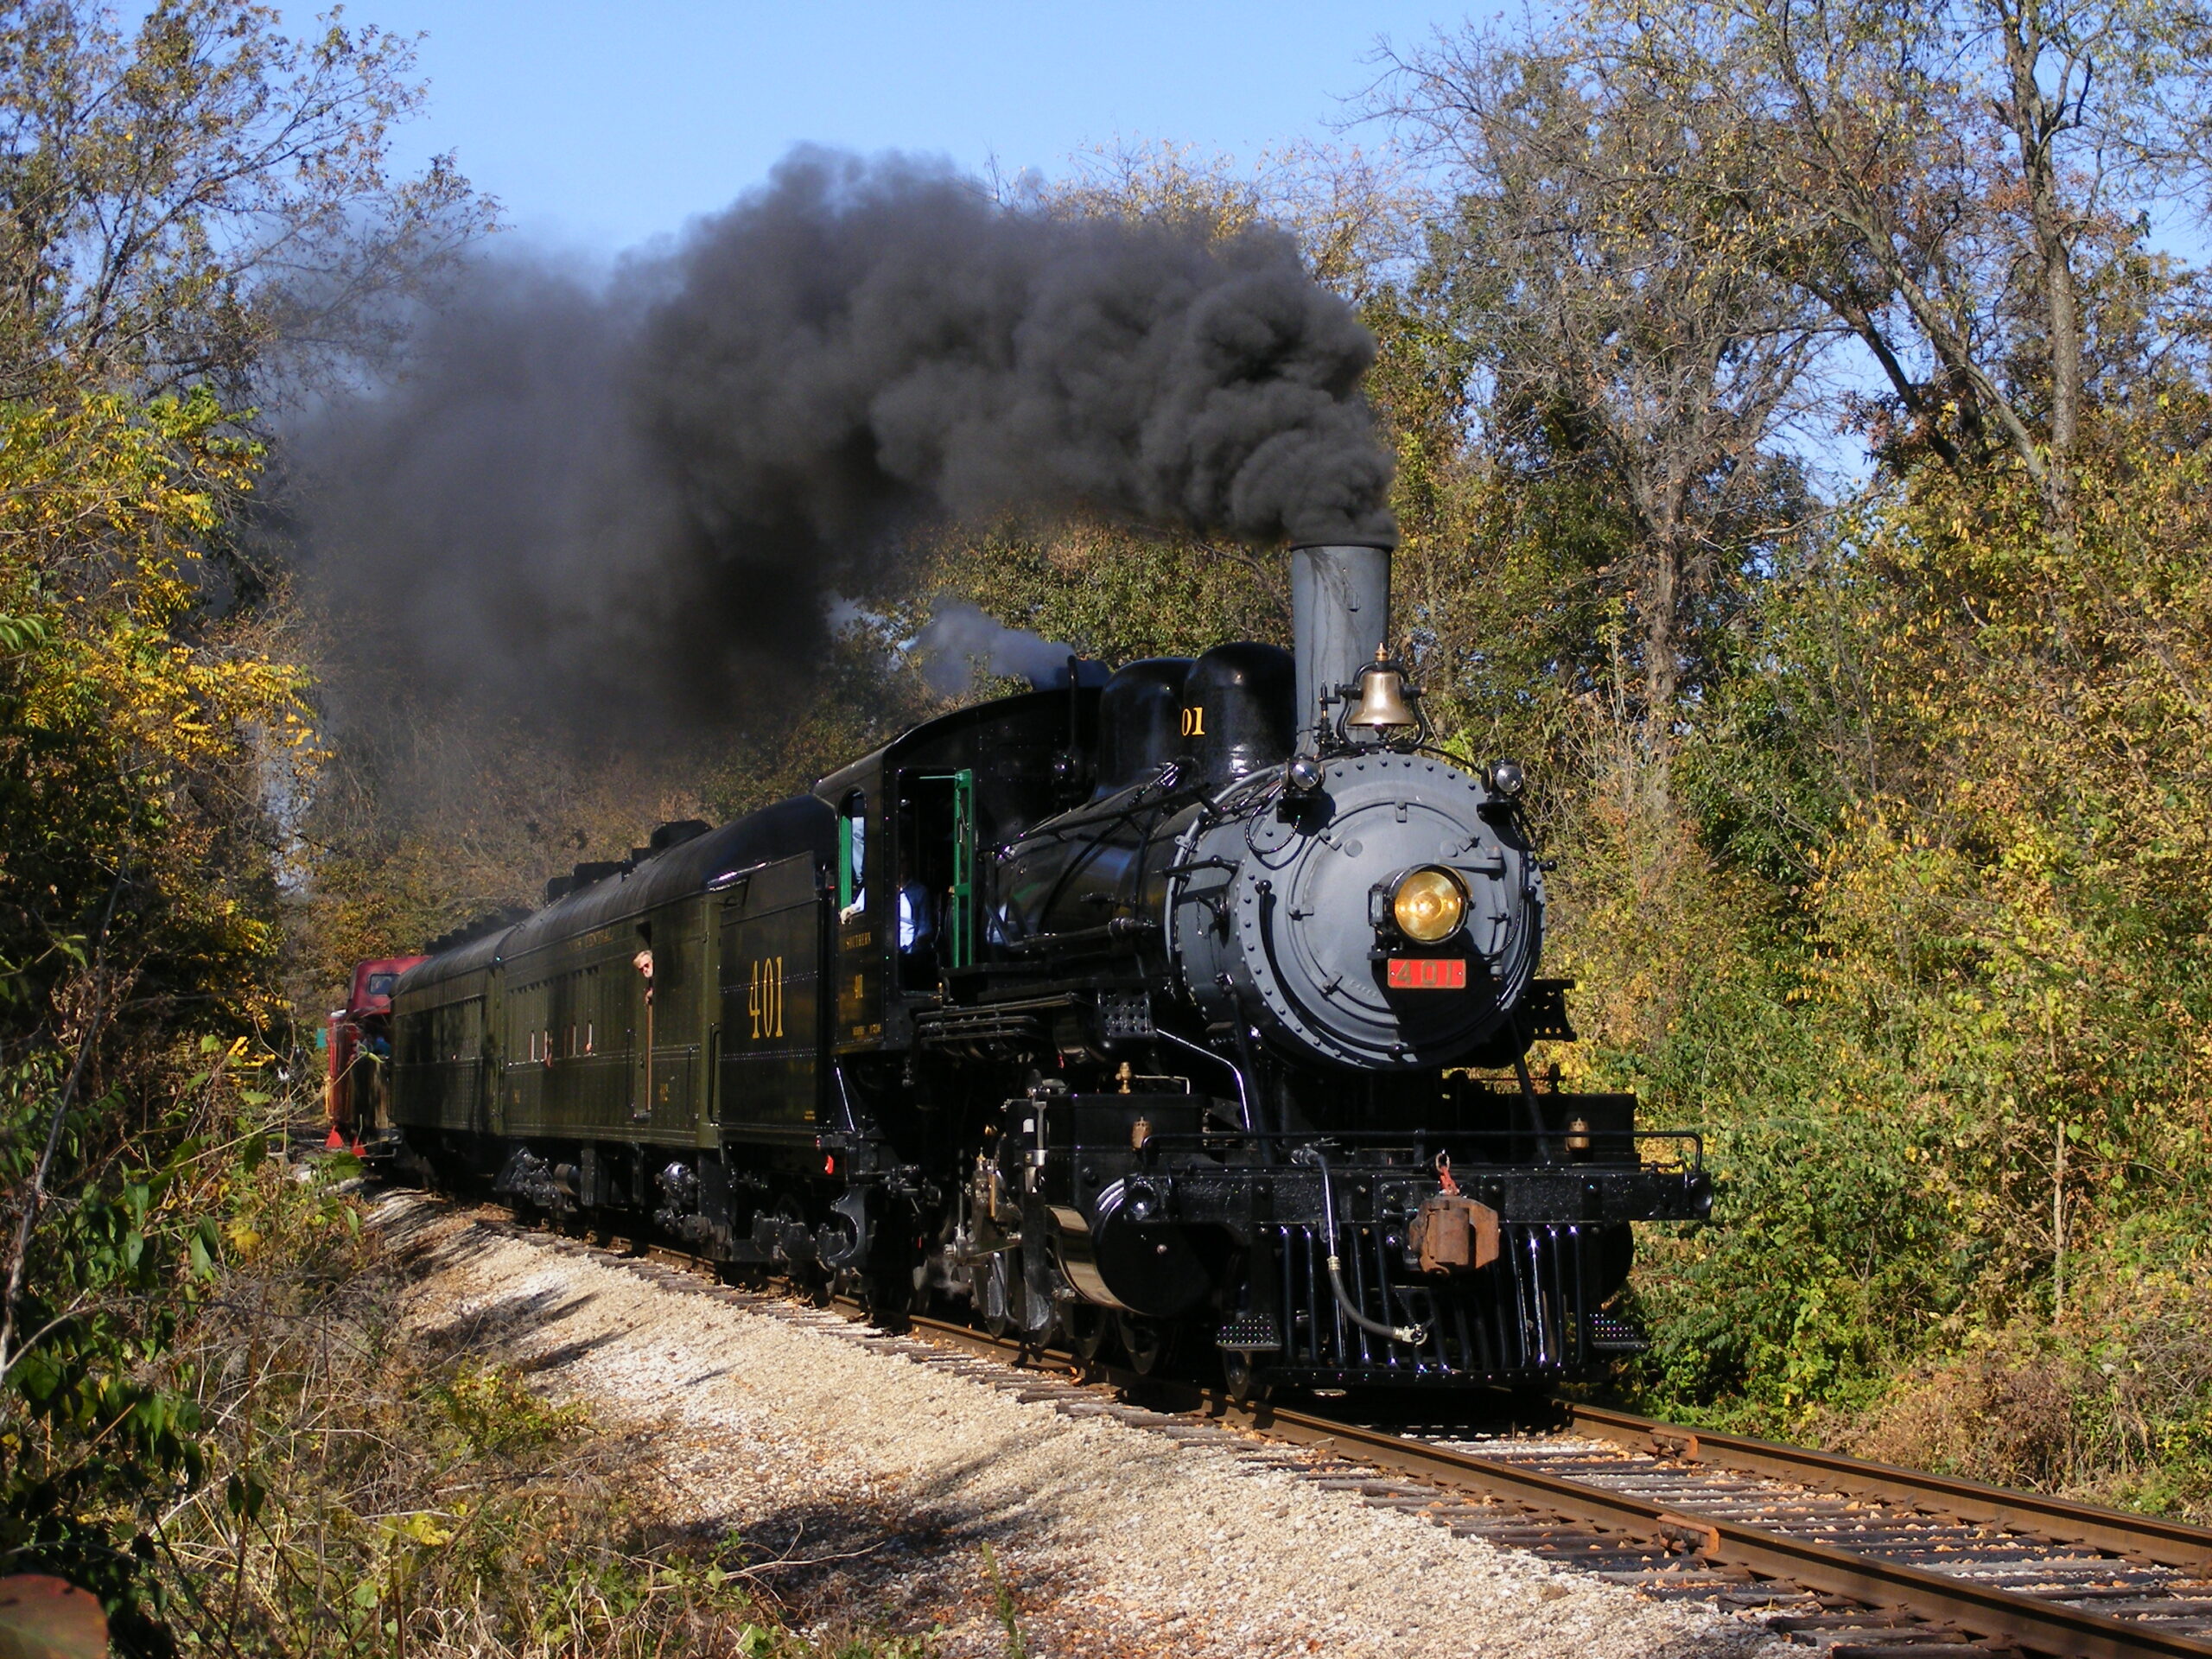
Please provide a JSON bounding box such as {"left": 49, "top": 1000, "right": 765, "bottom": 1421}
{"left": 1389, "top": 867, "right": 1467, "bottom": 944}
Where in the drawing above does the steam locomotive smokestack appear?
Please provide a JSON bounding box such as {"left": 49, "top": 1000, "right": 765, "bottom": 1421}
{"left": 1291, "top": 543, "right": 1393, "bottom": 741}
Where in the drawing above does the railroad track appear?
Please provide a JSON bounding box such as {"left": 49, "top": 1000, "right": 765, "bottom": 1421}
{"left": 436, "top": 1198, "right": 2212, "bottom": 1658}
{"left": 1247, "top": 1402, "right": 2212, "bottom": 1658}
{"left": 1418, "top": 1402, "right": 2212, "bottom": 1659}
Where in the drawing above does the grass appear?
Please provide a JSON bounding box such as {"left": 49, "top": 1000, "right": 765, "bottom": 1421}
{"left": 150, "top": 1157, "right": 945, "bottom": 1659}
{"left": 978, "top": 1544, "right": 1027, "bottom": 1659}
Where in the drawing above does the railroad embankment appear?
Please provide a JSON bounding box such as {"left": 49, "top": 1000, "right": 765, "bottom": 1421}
{"left": 377, "top": 1193, "right": 1773, "bottom": 1658}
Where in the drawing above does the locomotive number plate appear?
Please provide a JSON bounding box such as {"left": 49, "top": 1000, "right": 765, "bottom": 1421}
{"left": 1388, "top": 957, "right": 1467, "bottom": 989}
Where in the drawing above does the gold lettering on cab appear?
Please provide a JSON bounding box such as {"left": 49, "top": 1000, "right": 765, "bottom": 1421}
{"left": 842, "top": 931, "right": 874, "bottom": 950}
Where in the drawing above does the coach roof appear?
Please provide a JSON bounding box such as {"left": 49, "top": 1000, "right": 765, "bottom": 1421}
{"left": 496, "top": 793, "right": 836, "bottom": 969}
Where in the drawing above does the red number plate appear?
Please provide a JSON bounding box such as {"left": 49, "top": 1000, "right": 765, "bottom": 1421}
{"left": 1388, "top": 957, "right": 1467, "bottom": 990}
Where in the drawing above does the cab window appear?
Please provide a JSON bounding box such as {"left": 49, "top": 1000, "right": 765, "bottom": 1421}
{"left": 838, "top": 791, "right": 868, "bottom": 919}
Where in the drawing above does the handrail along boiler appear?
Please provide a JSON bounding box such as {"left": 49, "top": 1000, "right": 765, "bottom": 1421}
{"left": 385, "top": 542, "right": 1710, "bottom": 1391}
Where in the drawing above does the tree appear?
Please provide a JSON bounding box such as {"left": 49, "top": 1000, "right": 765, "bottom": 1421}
{"left": 0, "top": 389, "right": 310, "bottom": 1046}
{"left": 0, "top": 7, "right": 486, "bottom": 1630}
{"left": 1576, "top": 0, "right": 2212, "bottom": 540}
{"left": 1368, "top": 0, "right": 2212, "bottom": 1471}
{"left": 1379, "top": 36, "right": 1825, "bottom": 757}
{"left": 0, "top": 385, "right": 313, "bottom": 1638}
{"left": 1042, "top": 137, "right": 1421, "bottom": 302}
{"left": 0, "top": 0, "right": 493, "bottom": 403}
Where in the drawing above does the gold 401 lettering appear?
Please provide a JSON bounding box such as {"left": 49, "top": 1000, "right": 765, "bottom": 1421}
{"left": 747, "top": 956, "right": 785, "bottom": 1039}
{"left": 1179, "top": 706, "right": 1206, "bottom": 738}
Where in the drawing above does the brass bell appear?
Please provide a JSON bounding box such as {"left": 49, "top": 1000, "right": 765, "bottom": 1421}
{"left": 1345, "top": 645, "right": 1417, "bottom": 732}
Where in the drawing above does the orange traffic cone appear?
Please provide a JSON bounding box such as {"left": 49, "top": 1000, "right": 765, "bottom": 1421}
{"left": 325, "top": 1126, "right": 345, "bottom": 1150}
{"left": 351, "top": 1140, "right": 366, "bottom": 1157}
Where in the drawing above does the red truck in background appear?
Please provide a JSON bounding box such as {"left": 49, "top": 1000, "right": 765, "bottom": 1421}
{"left": 324, "top": 956, "right": 425, "bottom": 1151}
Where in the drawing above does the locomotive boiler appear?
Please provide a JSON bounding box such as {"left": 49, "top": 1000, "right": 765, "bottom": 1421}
{"left": 385, "top": 543, "right": 1709, "bottom": 1394}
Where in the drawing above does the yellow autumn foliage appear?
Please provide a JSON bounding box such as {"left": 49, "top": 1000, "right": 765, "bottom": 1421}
{"left": 0, "top": 387, "right": 315, "bottom": 1029}
{"left": 1808, "top": 411, "right": 2212, "bottom": 1153}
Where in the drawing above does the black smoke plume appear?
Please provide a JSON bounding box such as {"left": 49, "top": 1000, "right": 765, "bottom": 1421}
{"left": 301, "top": 148, "right": 1393, "bottom": 732}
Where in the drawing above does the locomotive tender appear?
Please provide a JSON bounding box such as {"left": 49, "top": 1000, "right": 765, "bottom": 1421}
{"left": 387, "top": 543, "right": 1709, "bottom": 1393}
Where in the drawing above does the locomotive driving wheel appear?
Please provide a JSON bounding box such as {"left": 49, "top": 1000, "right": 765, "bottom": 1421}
{"left": 1221, "top": 1349, "right": 1271, "bottom": 1404}
{"left": 1117, "top": 1313, "right": 1165, "bottom": 1376}
{"left": 980, "top": 1249, "right": 1020, "bottom": 1340}
{"left": 855, "top": 1262, "right": 912, "bottom": 1330}
{"left": 1066, "top": 1305, "right": 1109, "bottom": 1363}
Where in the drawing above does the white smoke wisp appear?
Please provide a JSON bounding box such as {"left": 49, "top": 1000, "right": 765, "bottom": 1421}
{"left": 912, "top": 601, "right": 1079, "bottom": 695}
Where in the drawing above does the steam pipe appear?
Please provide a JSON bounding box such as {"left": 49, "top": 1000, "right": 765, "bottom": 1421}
{"left": 1290, "top": 543, "right": 1392, "bottom": 742}
{"left": 1154, "top": 1027, "right": 1252, "bottom": 1133}
{"left": 1292, "top": 1145, "right": 1427, "bottom": 1346}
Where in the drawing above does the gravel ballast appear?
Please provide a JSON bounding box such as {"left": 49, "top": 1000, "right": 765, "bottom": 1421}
{"left": 381, "top": 1196, "right": 1777, "bottom": 1657}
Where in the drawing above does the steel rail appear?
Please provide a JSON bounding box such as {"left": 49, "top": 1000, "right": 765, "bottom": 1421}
{"left": 896, "top": 1313, "right": 2212, "bottom": 1659}
{"left": 476, "top": 1211, "right": 2212, "bottom": 1659}
{"left": 1562, "top": 1400, "right": 2212, "bottom": 1574}
{"left": 1214, "top": 1402, "right": 2212, "bottom": 1659}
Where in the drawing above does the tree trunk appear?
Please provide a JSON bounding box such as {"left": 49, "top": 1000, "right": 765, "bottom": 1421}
{"left": 1998, "top": 0, "right": 2083, "bottom": 555}
{"left": 2038, "top": 229, "right": 2082, "bottom": 567}
{"left": 1643, "top": 524, "right": 1683, "bottom": 783}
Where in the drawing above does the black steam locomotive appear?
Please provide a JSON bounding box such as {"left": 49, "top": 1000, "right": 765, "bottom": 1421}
{"left": 386, "top": 543, "right": 1708, "bottom": 1394}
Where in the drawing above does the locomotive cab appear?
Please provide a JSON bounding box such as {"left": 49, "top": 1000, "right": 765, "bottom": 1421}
{"left": 813, "top": 683, "right": 1103, "bottom": 1046}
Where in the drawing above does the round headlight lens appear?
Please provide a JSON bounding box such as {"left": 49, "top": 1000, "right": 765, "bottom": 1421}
{"left": 1390, "top": 867, "right": 1466, "bottom": 944}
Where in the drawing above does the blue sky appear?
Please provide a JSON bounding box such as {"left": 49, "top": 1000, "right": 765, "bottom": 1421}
{"left": 357, "top": 2, "right": 1476, "bottom": 251}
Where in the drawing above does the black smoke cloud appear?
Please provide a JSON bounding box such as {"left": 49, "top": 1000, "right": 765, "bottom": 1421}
{"left": 301, "top": 148, "right": 1393, "bottom": 731}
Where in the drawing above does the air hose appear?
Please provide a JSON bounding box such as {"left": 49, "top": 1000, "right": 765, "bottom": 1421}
{"left": 1292, "top": 1146, "right": 1427, "bottom": 1346}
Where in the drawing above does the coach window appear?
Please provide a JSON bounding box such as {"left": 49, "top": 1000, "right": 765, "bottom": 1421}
{"left": 838, "top": 791, "right": 868, "bottom": 922}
